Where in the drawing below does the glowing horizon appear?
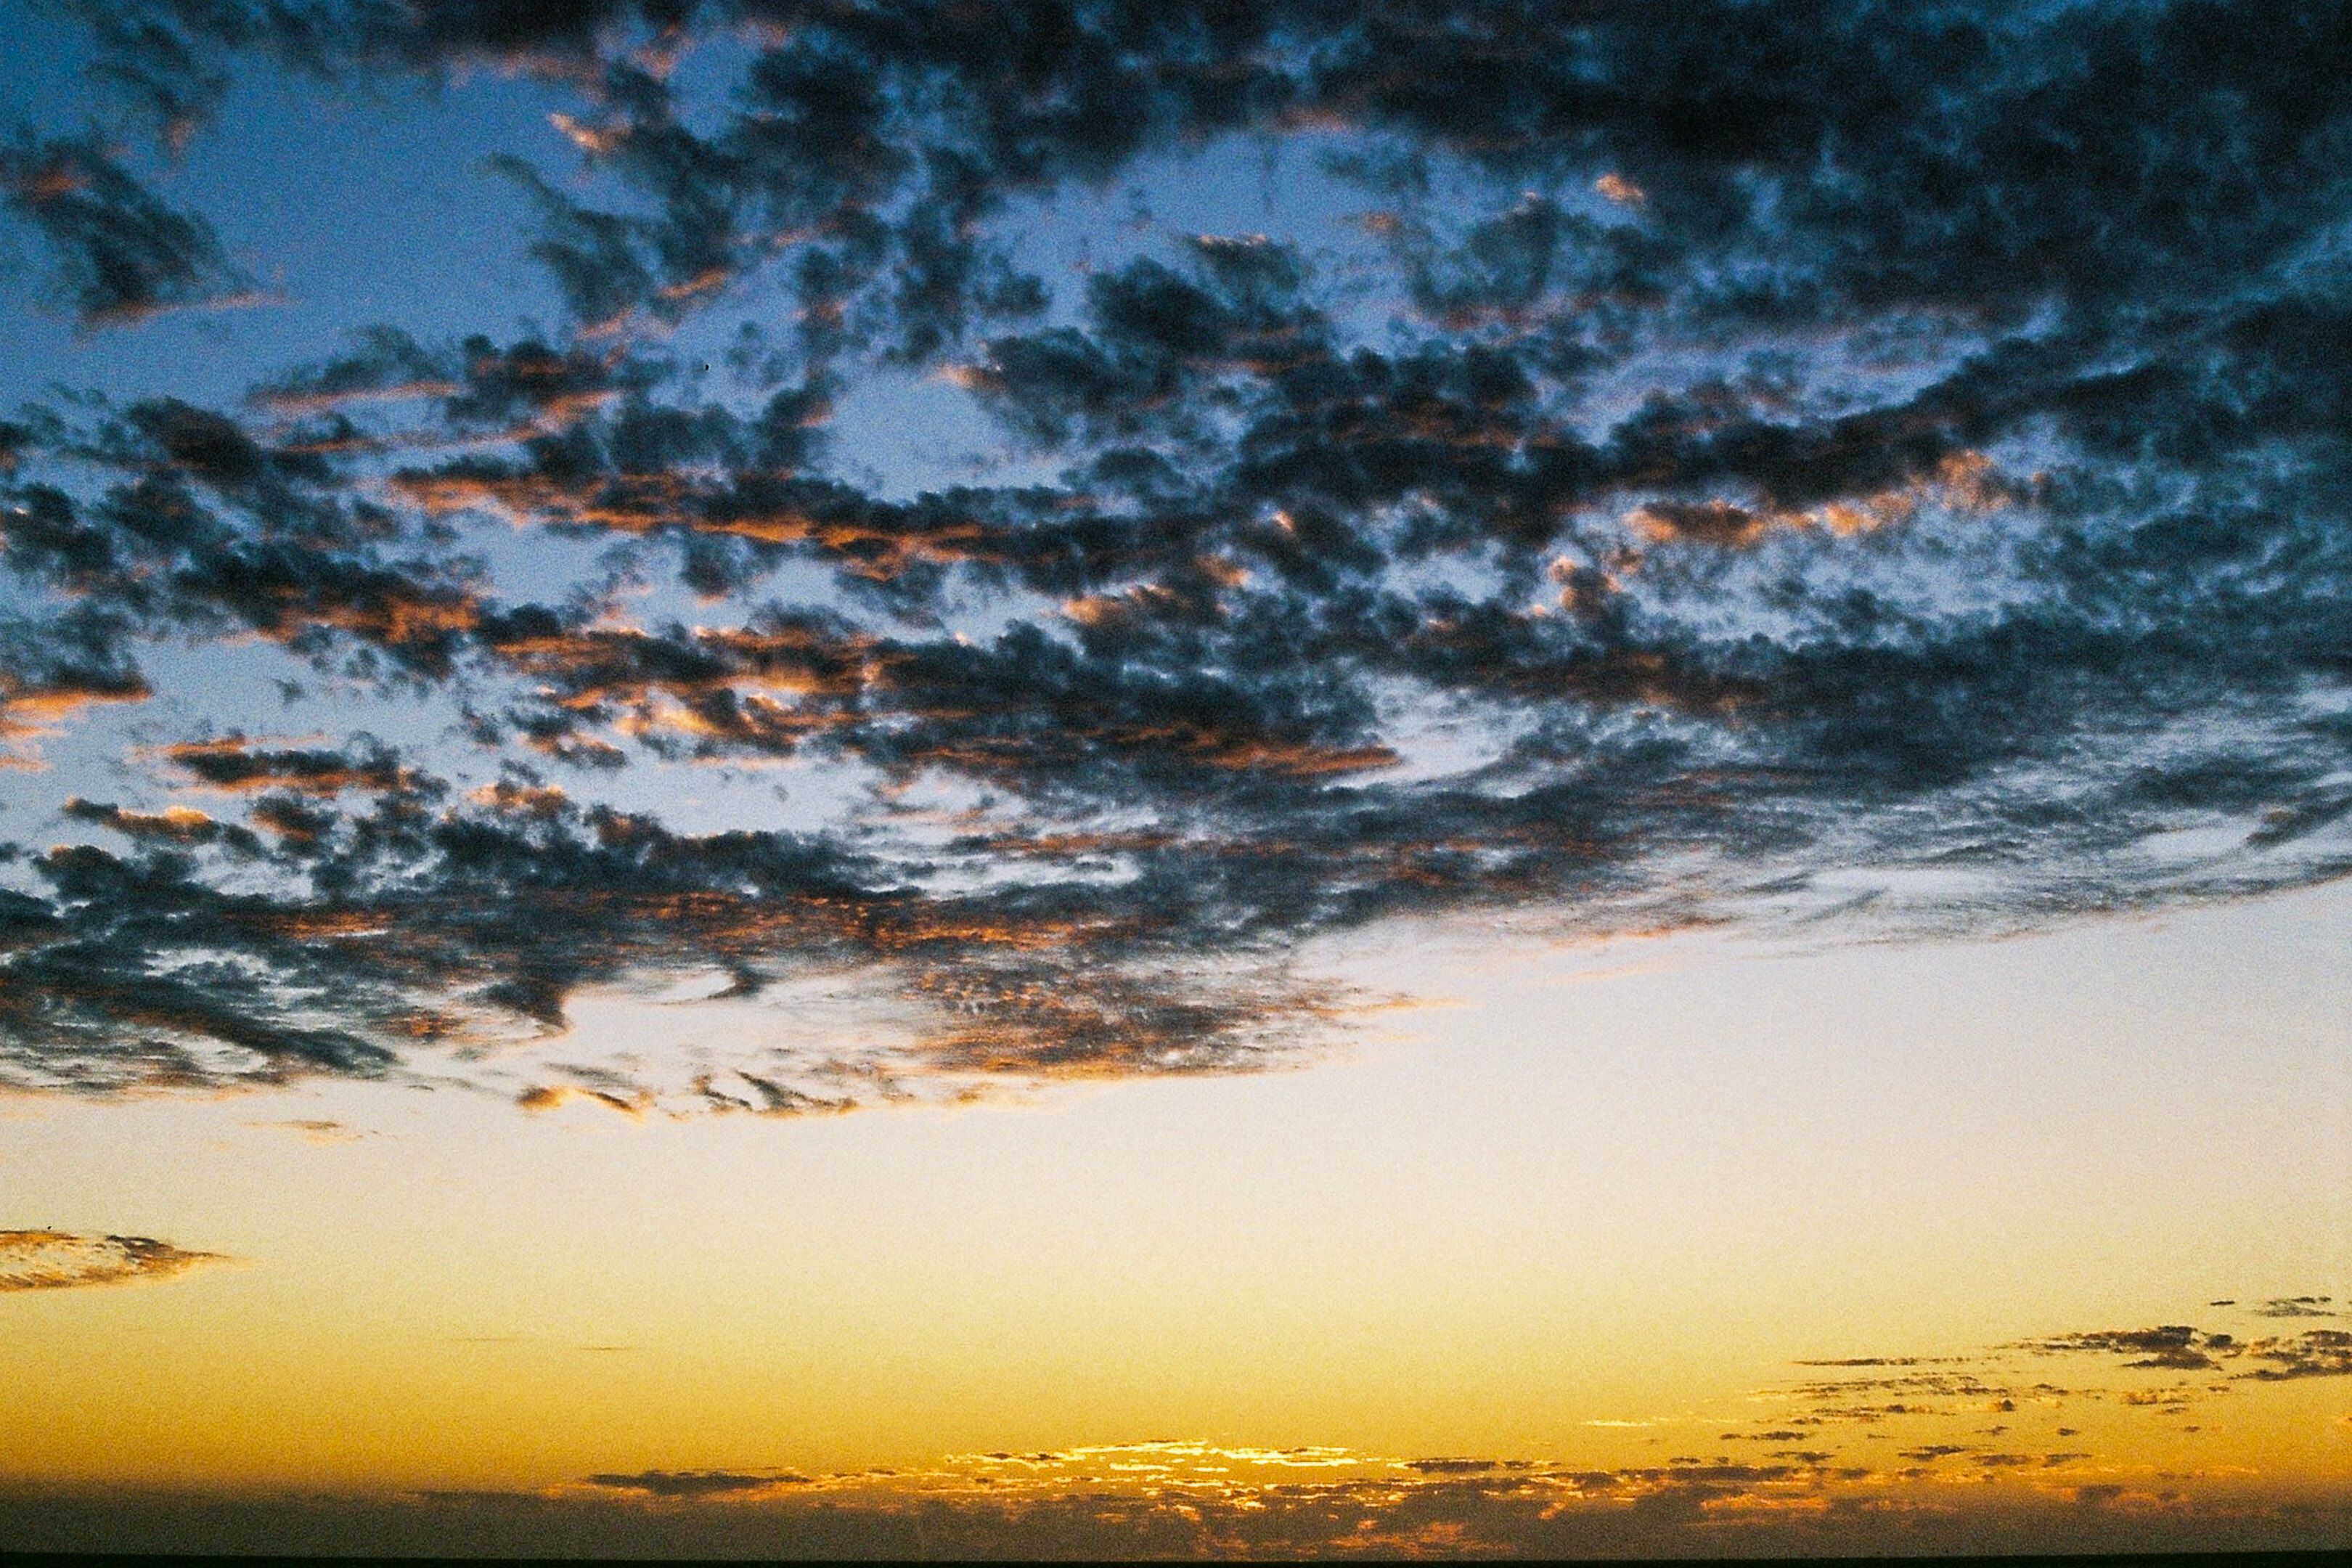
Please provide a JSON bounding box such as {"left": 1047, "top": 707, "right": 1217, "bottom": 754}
{"left": 1, "top": 0, "right": 2348, "bottom": 1556}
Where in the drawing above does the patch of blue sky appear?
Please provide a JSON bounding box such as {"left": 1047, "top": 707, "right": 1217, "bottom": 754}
{"left": 569, "top": 751, "right": 876, "bottom": 842}
{"left": 1361, "top": 680, "right": 1540, "bottom": 791}
{"left": 820, "top": 366, "right": 1049, "bottom": 499}
{"left": 41, "top": 640, "right": 440, "bottom": 779}
{"left": 435, "top": 507, "right": 626, "bottom": 612}
{"left": 799, "top": 136, "right": 1412, "bottom": 500}
{"left": 0, "top": 24, "right": 569, "bottom": 412}
{"left": 15, "top": 621, "right": 901, "bottom": 856}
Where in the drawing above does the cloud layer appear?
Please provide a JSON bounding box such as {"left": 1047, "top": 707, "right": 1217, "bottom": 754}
{"left": 3, "top": 1, "right": 2351, "bottom": 1106}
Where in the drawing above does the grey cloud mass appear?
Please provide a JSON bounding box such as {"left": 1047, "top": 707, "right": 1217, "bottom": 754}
{"left": 3, "top": 1, "right": 2351, "bottom": 1106}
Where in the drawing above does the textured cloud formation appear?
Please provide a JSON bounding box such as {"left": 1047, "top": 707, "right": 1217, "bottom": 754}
{"left": 0, "top": 1229, "right": 221, "bottom": 1292}
{"left": 4, "top": 1, "right": 2352, "bottom": 1106}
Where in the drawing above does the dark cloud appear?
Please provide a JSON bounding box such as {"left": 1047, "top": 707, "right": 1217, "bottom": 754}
{"left": 0, "top": 132, "right": 256, "bottom": 329}
{"left": 0, "top": 1478, "right": 2308, "bottom": 1562}
{"left": 68, "top": 0, "right": 2352, "bottom": 359}
{"left": 1, "top": 2, "right": 2350, "bottom": 1103}
{"left": 158, "top": 735, "right": 427, "bottom": 796}
{"left": 2237, "top": 1328, "right": 2352, "bottom": 1381}
{"left": 1738, "top": 1296, "right": 2351, "bottom": 1450}
{"left": 0, "top": 1229, "right": 221, "bottom": 1291}
{"left": 1, "top": 739, "right": 1355, "bottom": 1101}
{"left": 584, "top": 1469, "right": 807, "bottom": 1498}
{"left": 2017, "top": 1323, "right": 2287, "bottom": 1376}
{"left": 2025, "top": 1325, "right": 2224, "bottom": 1372}
{"left": 60, "top": 798, "right": 264, "bottom": 855}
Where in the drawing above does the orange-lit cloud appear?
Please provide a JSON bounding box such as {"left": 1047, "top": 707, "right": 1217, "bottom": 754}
{"left": 0, "top": 1230, "right": 222, "bottom": 1292}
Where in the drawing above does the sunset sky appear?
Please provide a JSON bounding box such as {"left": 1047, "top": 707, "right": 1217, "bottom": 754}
{"left": 1, "top": 1, "right": 2347, "bottom": 1556}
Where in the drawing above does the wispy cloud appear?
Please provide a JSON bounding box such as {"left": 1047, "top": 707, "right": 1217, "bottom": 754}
{"left": 242, "top": 1117, "right": 372, "bottom": 1146}
{"left": 0, "top": 131, "right": 260, "bottom": 330}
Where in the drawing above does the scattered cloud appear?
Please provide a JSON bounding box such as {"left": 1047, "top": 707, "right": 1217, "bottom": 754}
{"left": 0, "top": 1229, "right": 222, "bottom": 1292}
{"left": 1728, "top": 1294, "right": 2352, "bottom": 1456}
{"left": 1, "top": 1, "right": 2350, "bottom": 1108}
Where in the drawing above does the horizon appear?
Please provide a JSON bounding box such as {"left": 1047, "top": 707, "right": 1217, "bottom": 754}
{"left": 0, "top": 0, "right": 2346, "bottom": 1557}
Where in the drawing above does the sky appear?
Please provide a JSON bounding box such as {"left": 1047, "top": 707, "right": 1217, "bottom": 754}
{"left": 0, "top": 0, "right": 2347, "bottom": 1557}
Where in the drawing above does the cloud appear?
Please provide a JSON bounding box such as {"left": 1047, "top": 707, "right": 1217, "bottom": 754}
{"left": 244, "top": 1118, "right": 371, "bottom": 1146}
{"left": 157, "top": 736, "right": 425, "bottom": 796}
{"left": 2024, "top": 1325, "right": 2224, "bottom": 1372}
{"left": 1724, "top": 1292, "right": 2352, "bottom": 1454}
{"left": 0, "top": 659, "right": 149, "bottom": 768}
{"left": 4, "top": 1402, "right": 2349, "bottom": 1558}
{"left": 0, "top": 133, "right": 258, "bottom": 329}
{"left": 0, "top": 1229, "right": 221, "bottom": 1292}
{"left": 1, "top": 1, "right": 2351, "bottom": 1106}
{"left": 534, "top": 1428, "right": 2345, "bottom": 1556}
{"left": 581, "top": 1470, "right": 809, "bottom": 1498}
{"left": 2237, "top": 1328, "right": 2352, "bottom": 1381}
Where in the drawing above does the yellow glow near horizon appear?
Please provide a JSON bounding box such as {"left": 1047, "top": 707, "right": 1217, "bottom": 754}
{"left": 1, "top": 884, "right": 2345, "bottom": 1533}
